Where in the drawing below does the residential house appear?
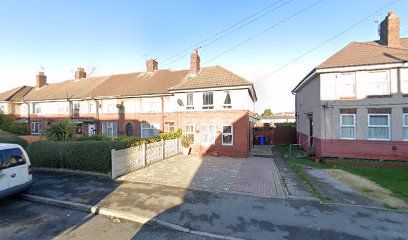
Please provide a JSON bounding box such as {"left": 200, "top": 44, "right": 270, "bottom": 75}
{"left": 0, "top": 50, "right": 257, "bottom": 157}
{"left": 292, "top": 12, "right": 408, "bottom": 161}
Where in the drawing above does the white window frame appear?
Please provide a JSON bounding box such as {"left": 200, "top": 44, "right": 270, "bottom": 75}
{"left": 141, "top": 123, "right": 159, "bottom": 138}
{"left": 102, "top": 122, "right": 118, "bottom": 138}
{"left": 141, "top": 98, "right": 161, "bottom": 113}
{"left": 31, "top": 122, "right": 42, "bottom": 135}
{"left": 336, "top": 73, "right": 356, "bottom": 99}
{"left": 202, "top": 92, "right": 214, "bottom": 110}
{"left": 367, "top": 114, "right": 391, "bottom": 141}
{"left": 403, "top": 114, "right": 408, "bottom": 141}
{"left": 222, "top": 125, "right": 233, "bottom": 146}
{"left": 339, "top": 114, "right": 356, "bottom": 140}
{"left": 223, "top": 91, "right": 232, "bottom": 109}
{"left": 89, "top": 102, "right": 96, "bottom": 114}
{"left": 165, "top": 122, "right": 175, "bottom": 132}
{"left": 186, "top": 93, "right": 194, "bottom": 110}
{"left": 185, "top": 124, "right": 195, "bottom": 143}
{"left": 367, "top": 71, "right": 391, "bottom": 96}
{"left": 200, "top": 125, "right": 216, "bottom": 145}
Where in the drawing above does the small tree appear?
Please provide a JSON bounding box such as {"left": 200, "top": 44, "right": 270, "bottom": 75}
{"left": 45, "top": 120, "right": 76, "bottom": 141}
{"left": 262, "top": 108, "right": 274, "bottom": 117}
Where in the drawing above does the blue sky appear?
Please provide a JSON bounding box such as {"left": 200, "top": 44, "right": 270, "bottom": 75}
{"left": 0, "top": 0, "right": 407, "bottom": 113}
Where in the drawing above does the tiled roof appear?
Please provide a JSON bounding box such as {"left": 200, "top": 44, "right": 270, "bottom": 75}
{"left": 169, "top": 66, "right": 253, "bottom": 91}
{"left": 318, "top": 38, "right": 408, "bottom": 69}
{"left": 0, "top": 86, "right": 33, "bottom": 102}
{"left": 15, "top": 65, "right": 252, "bottom": 101}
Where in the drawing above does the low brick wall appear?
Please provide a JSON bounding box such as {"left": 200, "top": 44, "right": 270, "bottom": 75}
{"left": 111, "top": 138, "right": 180, "bottom": 179}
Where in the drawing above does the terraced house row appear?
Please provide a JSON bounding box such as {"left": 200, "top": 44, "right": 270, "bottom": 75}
{"left": 0, "top": 50, "right": 257, "bottom": 157}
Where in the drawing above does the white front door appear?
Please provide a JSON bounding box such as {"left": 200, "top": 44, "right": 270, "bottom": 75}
{"left": 88, "top": 124, "right": 96, "bottom": 137}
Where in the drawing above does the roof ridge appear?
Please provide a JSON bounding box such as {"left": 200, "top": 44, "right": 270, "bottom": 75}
{"left": 355, "top": 41, "right": 408, "bottom": 51}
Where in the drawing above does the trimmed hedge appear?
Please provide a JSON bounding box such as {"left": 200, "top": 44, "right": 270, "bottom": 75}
{"left": 27, "top": 141, "right": 127, "bottom": 174}
{"left": 0, "top": 130, "right": 29, "bottom": 149}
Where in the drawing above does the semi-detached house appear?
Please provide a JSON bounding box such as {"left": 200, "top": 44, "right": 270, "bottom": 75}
{"left": 292, "top": 12, "right": 408, "bottom": 161}
{"left": 0, "top": 50, "right": 257, "bottom": 157}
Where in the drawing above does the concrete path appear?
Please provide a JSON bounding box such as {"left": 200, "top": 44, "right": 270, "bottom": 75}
{"left": 27, "top": 170, "right": 408, "bottom": 240}
{"left": 0, "top": 198, "right": 212, "bottom": 240}
{"left": 119, "top": 154, "right": 286, "bottom": 198}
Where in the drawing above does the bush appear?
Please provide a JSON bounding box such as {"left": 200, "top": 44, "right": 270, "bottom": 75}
{"left": 76, "top": 134, "right": 112, "bottom": 142}
{"left": 181, "top": 135, "right": 193, "bottom": 148}
{"left": 27, "top": 141, "right": 127, "bottom": 173}
{"left": 45, "top": 120, "right": 76, "bottom": 141}
{"left": 0, "top": 134, "right": 29, "bottom": 149}
{"left": 0, "top": 114, "right": 29, "bottom": 135}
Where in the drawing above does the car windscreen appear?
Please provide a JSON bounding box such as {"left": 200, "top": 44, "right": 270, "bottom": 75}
{"left": 0, "top": 148, "right": 26, "bottom": 170}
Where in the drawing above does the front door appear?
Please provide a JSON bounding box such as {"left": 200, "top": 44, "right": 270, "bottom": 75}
{"left": 308, "top": 115, "right": 313, "bottom": 147}
{"left": 88, "top": 124, "right": 96, "bottom": 137}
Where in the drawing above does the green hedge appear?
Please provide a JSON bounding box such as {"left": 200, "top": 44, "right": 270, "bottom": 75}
{"left": 0, "top": 130, "right": 29, "bottom": 149}
{"left": 27, "top": 141, "right": 127, "bottom": 174}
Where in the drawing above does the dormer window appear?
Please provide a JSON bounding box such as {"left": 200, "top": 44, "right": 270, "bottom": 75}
{"left": 202, "top": 92, "right": 214, "bottom": 110}
{"left": 186, "top": 93, "right": 194, "bottom": 110}
{"left": 223, "top": 91, "right": 232, "bottom": 109}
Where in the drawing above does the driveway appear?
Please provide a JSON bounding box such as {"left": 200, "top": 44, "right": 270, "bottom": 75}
{"left": 118, "top": 154, "right": 287, "bottom": 198}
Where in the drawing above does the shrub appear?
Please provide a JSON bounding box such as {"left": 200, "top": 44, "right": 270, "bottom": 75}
{"left": 181, "top": 135, "right": 192, "bottom": 148}
{"left": 45, "top": 120, "right": 76, "bottom": 141}
{"left": 159, "top": 129, "right": 182, "bottom": 140}
{"left": 27, "top": 141, "right": 127, "bottom": 173}
{"left": 0, "top": 114, "right": 29, "bottom": 135}
{"left": 76, "top": 134, "right": 111, "bottom": 142}
{"left": 0, "top": 131, "right": 29, "bottom": 149}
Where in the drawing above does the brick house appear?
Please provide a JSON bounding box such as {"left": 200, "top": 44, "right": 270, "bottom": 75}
{"left": 292, "top": 12, "right": 408, "bottom": 161}
{"left": 0, "top": 50, "right": 257, "bottom": 157}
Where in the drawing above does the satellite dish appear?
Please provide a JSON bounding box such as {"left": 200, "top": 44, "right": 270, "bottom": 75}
{"left": 177, "top": 99, "right": 184, "bottom": 106}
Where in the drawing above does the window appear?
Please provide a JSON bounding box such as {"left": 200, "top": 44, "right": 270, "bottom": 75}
{"left": 126, "top": 123, "right": 134, "bottom": 136}
{"left": 0, "top": 148, "right": 26, "bottom": 170}
{"left": 33, "top": 103, "right": 41, "bottom": 114}
{"left": 223, "top": 91, "right": 232, "bottom": 109}
{"left": 76, "top": 123, "right": 83, "bottom": 134}
{"left": 141, "top": 98, "right": 161, "bottom": 113}
{"left": 185, "top": 125, "right": 195, "bottom": 142}
{"left": 340, "top": 114, "right": 356, "bottom": 139}
{"left": 367, "top": 71, "right": 390, "bottom": 96}
{"left": 403, "top": 114, "right": 408, "bottom": 141}
{"left": 141, "top": 123, "right": 159, "bottom": 138}
{"left": 107, "top": 102, "right": 115, "bottom": 113}
{"left": 222, "top": 126, "right": 233, "bottom": 145}
{"left": 186, "top": 93, "right": 194, "bottom": 110}
{"left": 336, "top": 73, "right": 355, "bottom": 98}
{"left": 202, "top": 92, "right": 214, "bottom": 109}
{"left": 0, "top": 104, "right": 5, "bottom": 113}
{"left": 31, "top": 122, "right": 42, "bottom": 135}
{"left": 102, "top": 122, "right": 118, "bottom": 138}
{"left": 200, "top": 125, "right": 215, "bottom": 145}
{"left": 89, "top": 102, "right": 96, "bottom": 114}
{"left": 73, "top": 101, "right": 81, "bottom": 111}
{"left": 368, "top": 114, "right": 390, "bottom": 140}
{"left": 401, "top": 68, "right": 408, "bottom": 94}
{"left": 165, "top": 122, "right": 175, "bottom": 132}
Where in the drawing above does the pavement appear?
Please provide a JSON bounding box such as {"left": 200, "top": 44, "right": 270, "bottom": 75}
{"left": 119, "top": 154, "right": 286, "bottom": 198}
{"left": 0, "top": 198, "right": 213, "bottom": 240}
{"left": 26, "top": 169, "right": 408, "bottom": 240}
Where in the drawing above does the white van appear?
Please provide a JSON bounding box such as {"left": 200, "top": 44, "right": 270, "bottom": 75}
{"left": 0, "top": 144, "right": 33, "bottom": 199}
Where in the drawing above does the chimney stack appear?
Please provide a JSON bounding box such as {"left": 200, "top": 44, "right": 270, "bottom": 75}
{"left": 75, "top": 67, "right": 87, "bottom": 79}
{"left": 190, "top": 49, "right": 200, "bottom": 74}
{"left": 36, "top": 71, "right": 47, "bottom": 88}
{"left": 380, "top": 11, "right": 400, "bottom": 47}
{"left": 146, "top": 59, "right": 158, "bottom": 73}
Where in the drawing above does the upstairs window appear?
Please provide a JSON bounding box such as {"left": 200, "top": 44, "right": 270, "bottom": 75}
{"left": 141, "top": 98, "right": 161, "bottom": 113}
{"left": 223, "top": 91, "right": 232, "bottom": 109}
{"left": 401, "top": 68, "right": 408, "bottom": 94}
{"left": 0, "top": 104, "right": 5, "bottom": 114}
{"left": 336, "top": 73, "right": 356, "bottom": 99}
{"left": 89, "top": 102, "right": 96, "bottom": 114}
{"left": 367, "top": 71, "right": 390, "bottom": 96}
{"left": 403, "top": 114, "right": 408, "bottom": 141}
{"left": 340, "top": 114, "right": 356, "bottom": 139}
{"left": 33, "top": 103, "right": 41, "bottom": 114}
{"left": 186, "top": 93, "right": 194, "bottom": 110}
{"left": 202, "top": 92, "right": 214, "bottom": 109}
{"left": 368, "top": 114, "right": 390, "bottom": 140}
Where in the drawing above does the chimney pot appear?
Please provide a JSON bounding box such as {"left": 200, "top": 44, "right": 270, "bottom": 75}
{"left": 190, "top": 49, "right": 200, "bottom": 74}
{"left": 36, "top": 71, "right": 47, "bottom": 88}
{"left": 75, "top": 67, "right": 87, "bottom": 79}
{"left": 380, "top": 11, "right": 400, "bottom": 47}
{"left": 146, "top": 59, "right": 158, "bottom": 73}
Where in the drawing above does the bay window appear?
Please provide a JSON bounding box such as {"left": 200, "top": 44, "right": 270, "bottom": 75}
{"left": 222, "top": 126, "right": 233, "bottom": 145}
{"left": 368, "top": 114, "right": 390, "bottom": 140}
{"left": 340, "top": 114, "right": 356, "bottom": 139}
{"left": 141, "top": 123, "right": 159, "bottom": 138}
{"left": 202, "top": 92, "right": 214, "bottom": 109}
{"left": 200, "top": 125, "right": 215, "bottom": 145}
{"left": 102, "top": 122, "right": 118, "bottom": 138}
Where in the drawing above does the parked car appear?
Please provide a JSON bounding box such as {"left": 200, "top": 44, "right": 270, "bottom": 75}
{"left": 0, "top": 143, "right": 33, "bottom": 199}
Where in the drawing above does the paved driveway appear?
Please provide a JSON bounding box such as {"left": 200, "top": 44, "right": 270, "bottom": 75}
{"left": 118, "top": 155, "right": 286, "bottom": 198}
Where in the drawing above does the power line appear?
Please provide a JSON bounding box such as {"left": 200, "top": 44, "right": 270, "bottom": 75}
{"left": 255, "top": 0, "right": 398, "bottom": 82}
{"left": 160, "top": 0, "right": 294, "bottom": 67}
{"left": 402, "top": 30, "right": 408, "bottom": 36}
{"left": 203, "top": 0, "right": 325, "bottom": 65}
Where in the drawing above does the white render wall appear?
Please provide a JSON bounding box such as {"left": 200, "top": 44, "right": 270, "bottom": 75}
{"left": 0, "top": 102, "right": 10, "bottom": 114}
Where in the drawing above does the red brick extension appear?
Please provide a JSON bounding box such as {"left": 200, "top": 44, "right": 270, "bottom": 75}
{"left": 297, "top": 132, "right": 408, "bottom": 161}
{"left": 30, "top": 110, "right": 251, "bottom": 158}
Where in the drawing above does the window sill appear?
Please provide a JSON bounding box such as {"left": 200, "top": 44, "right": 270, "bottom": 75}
{"left": 339, "top": 97, "right": 357, "bottom": 100}
{"left": 366, "top": 94, "right": 392, "bottom": 98}
{"left": 367, "top": 138, "right": 391, "bottom": 141}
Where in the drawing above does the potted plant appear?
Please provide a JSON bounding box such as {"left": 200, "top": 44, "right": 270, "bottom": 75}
{"left": 181, "top": 135, "right": 192, "bottom": 155}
